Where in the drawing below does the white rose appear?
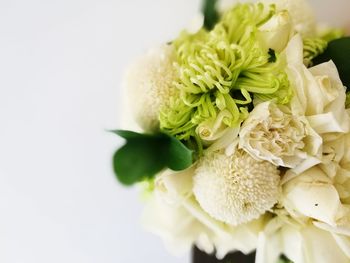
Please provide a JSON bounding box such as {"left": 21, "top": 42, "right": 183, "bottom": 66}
{"left": 319, "top": 132, "right": 350, "bottom": 206}
{"left": 319, "top": 134, "right": 347, "bottom": 179}
{"left": 239, "top": 101, "right": 322, "bottom": 169}
{"left": 196, "top": 110, "right": 232, "bottom": 145}
{"left": 219, "top": 0, "right": 316, "bottom": 36}
{"left": 142, "top": 167, "right": 216, "bottom": 255}
{"left": 262, "top": 0, "right": 317, "bottom": 37}
{"left": 282, "top": 166, "right": 348, "bottom": 226}
{"left": 143, "top": 167, "right": 263, "bottom": 259}
{"left": 335, "top": 133, "right": 350, "bottom": 205}
{"left": 154, "top": 167, "right": 194, "bottom": 205}
{"left": 142, "top": 191, "right": 214, "bottom": 255}
{"left": 256, "top": 217, "right": 350, "bottom": 263}
{"left": 182, "top": 196, "right": 263, "bottom": 259}
{"left": 258, "top": 10, "right": 294, "bottom": 52}
{"left": 285, "top": 34, "right": 350, "bottom": 135}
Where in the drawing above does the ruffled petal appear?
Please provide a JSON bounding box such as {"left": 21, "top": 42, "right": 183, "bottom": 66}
{"left": 283, "top": 167, "right": 343, "bottom": 226}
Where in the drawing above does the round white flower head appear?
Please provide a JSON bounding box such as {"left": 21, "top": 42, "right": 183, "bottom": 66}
{"left": 125, "top": 44, "right": 178, "bottom": 132}
{"left": 263, "top": 0, "right": 316, "bottom": 36}
{"left": 193, "top": 149, "right": 280, "bottom": 226}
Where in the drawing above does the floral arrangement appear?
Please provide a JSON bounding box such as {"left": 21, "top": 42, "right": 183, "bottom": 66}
{"left": 112, "top": 0, "right": 350, "bottom": 262}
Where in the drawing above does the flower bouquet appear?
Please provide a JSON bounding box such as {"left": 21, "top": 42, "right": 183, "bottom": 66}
{"left": 111, "top": 0, "right": 350, "bottom": 262}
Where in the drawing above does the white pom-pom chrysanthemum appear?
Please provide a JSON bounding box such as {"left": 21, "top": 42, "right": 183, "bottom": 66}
{"left": 193, "top": 149, "right": 281, "bottom": 226}
{"left": 125, "top": 44, "right": 177, "bottom": 132}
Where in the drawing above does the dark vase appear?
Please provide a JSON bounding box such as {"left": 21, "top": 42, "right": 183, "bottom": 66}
{"left": 192, "top": 247, "right": 256, "bottom": 263}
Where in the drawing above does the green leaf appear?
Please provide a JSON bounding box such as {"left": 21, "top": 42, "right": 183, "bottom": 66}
{"left": 112, "top": 130, "right": 193, "bottom": 186}
{"left": 277, "top": 255, "right": 293, "bottom": 263}
{"left": 165, "top": 136, "right": 193, "bottom": 171}
{"left": 202, "top": 0, "right": 219, "bottom": 30}
{"left": 113, "top": 140, "right": 165, "bottom": 185}
{"left": 111, "top": 130, "right": 156, "bottom": 140}
{"left": 268, "top": 48, "right": 277, "bottom": 63}
{"left": 313, "top": 37, "right": 350, "bottom": 88}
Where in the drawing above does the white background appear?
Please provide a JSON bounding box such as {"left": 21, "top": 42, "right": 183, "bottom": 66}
{"left": 0, "top": 0, "right": 349, "bottom": 263}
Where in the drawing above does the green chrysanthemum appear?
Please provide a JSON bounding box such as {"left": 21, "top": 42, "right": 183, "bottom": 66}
{"left": 303, "top": 29, "right": 344, "bottom": 67}
{"left": 303, "top": 37, "right": 328, "bottom": 67}
{"left": 160, "top": 3, "right": 292, "bottom": 141}
{"left": 346, "top": 93, "right": 350, "bottom": 109}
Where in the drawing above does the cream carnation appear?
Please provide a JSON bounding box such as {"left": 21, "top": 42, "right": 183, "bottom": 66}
{"left": 239, "top": 101, "right": 322, "bottom": 169}
{"left": 193, "top": 149, "right": 280, "bottom": 226}
{"left": 125, "top": 44, "right": 177, "bottom": 132}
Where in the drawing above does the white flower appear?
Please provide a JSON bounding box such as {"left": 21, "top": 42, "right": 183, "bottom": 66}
{"left": 193, "top": 149, "right": 280, "bottom": 226}
{"left": 256, "top": 217, "right": 350, "bottom": 263}
{"left": 125, "top": 44, "right": 177, "bottom": 132}
{"left": 219, "top": 0, "right": 316, "bottom": 36}
{"left": 262, "top": 0, "right": 317, "bottom": 37}
{"left": 154, "top": 167, "right": 194, "bottom": 205}
{"left": 206, "top": 127, "right": 240, "bottom": 153}
{"left": 142, "top": 168, "right": 214, "bottom": 255}
{"left": 142, "top": 191, "right": 210, "bottom": 255}
{"left": 186, "top": 13, "right": 204, "bottom": 34}
{"left": 319, "top": 132, "right": 350, "bottom": 206}
{"left": 181, "top": 196, "right": 264, "bottom": 259}
{"left": 282, "top": 166, "right": 348, "bottom": 226}
{"left": 285, "top": 34, "right": 350, "bottom": 135}
{"left": 239, "top": 101, "right": 322, "bottom": 169}
{"left": 278, "top": 132, "right": 350, "bottom": 263}
{"left": 142, "top": 168, "right": 263, "bottom": 258}
{"left": 307, "top": 62, "right": 350, "bottom": 134}
{"left": 258, "top": 10, "right": 294, "bottom": 52}
{"left": 319, "top": 133, "right": 348, "bottom": 179}
{"left": 196, "top": 110, "right": 232, "bottom": 145}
